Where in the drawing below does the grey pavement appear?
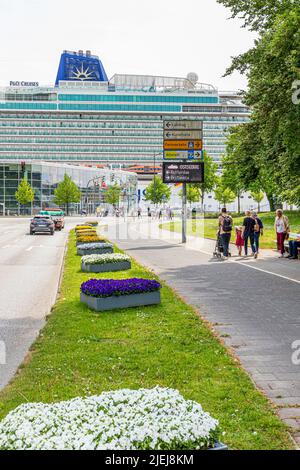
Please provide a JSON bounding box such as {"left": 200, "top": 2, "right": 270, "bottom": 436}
{"left": 0, "top": 217, "right": 84, "bottom": 389}
{"left": 104, "top": 218, "right": 300, "bottom": 441}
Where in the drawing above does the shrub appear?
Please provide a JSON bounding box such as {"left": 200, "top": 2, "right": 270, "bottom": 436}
{"left": 81, "top": 278, "right": 161, "bottom": 298}
{"left": 0, "top": 387, "right": 220, "bottom": 450}
{"left": 82, "top": 253, "right": 130, "bottom": 265}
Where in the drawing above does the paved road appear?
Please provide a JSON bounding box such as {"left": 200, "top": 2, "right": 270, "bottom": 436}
{"left": 104, "top": 218, "right": 300, "bottom": 439}
{"left": 0, "top": 217, "right": 82, "bottom": 390}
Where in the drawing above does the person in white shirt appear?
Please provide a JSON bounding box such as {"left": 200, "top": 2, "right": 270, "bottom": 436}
{"left": 274, "top": 209, "right": 290, "bottom": 258}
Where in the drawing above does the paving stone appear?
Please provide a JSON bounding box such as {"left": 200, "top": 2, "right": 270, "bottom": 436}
{"left": 109, "top": 227, "right": 300, "bottom": 423}
{"left": 278, "top": 408, "right": 300, "bottom": 419}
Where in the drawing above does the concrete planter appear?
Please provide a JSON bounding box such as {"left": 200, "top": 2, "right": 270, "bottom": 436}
{"left": 81, "top": 260, "right": 131, "bottom": 273}
{"left": 77, "top": 246, "right": 114, "bottom": 256}
{"left": 208, "top": 442, "right": 228, "bottom": 451}
{"left": 80, "top": 290, "right": 161, "bottom": 312}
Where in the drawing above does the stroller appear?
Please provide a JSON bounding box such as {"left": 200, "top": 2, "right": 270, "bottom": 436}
{"left": 213, "top": 231, "right": 231, "bottom": 259}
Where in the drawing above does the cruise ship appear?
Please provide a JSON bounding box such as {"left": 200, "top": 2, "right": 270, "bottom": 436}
{"left": 0, "top": 50, "right": 250, "bottom": 171}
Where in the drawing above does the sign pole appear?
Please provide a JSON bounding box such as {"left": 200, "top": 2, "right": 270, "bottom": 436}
{"left": 182, "top": 182, "right": 187, "bottom": 244}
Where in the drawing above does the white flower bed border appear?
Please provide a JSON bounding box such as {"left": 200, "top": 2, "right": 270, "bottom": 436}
{"left": 82, "top": 253, "right": 130, "bottom": 265}
{"left": 0, "top": 387, "right": 220, "bottom": 450}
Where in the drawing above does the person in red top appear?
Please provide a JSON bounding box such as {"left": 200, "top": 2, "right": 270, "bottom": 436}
{"left": 235, "top": 226, "right": 244, "bottom": 257}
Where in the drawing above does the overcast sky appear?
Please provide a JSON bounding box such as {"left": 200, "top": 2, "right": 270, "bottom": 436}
{"left": 0, "top": 0, "right": 256, "bottom": 90}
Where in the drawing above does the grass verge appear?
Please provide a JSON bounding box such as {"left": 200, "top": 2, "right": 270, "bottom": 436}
{"left": 0, "top": 231, "right": 294, "bottom": 450}
{"left": 159, "top": 211, "right": 300, "bottom": 250}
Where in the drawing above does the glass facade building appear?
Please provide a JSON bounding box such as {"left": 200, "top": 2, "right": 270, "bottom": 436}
{"left": 0, "top": 51, "right": 250, "bottom": 169}
{"left": 0, "top": 160, "right": 137, "bottom": 216}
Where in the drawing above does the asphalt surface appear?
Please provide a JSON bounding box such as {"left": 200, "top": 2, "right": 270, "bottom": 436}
{"left": 104, "top": 218, "right": 300, "bottom": 437}
{"left": 0, "top": 217, "right": 83, "bottom": 390}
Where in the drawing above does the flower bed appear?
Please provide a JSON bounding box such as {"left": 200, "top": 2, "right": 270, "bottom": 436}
{"left": 75, "top": 225, "right": 96, "bottom": 231}
{"left": 80, "top": 277, "right": 161, "bottom": 311}
{"left": 77, "top": 242, "right": 114, "bottom": 256}
{"left": 76, "top": 230, "right": 97, "bottom": 238}
{"left": 81, "top": 254, "right": 131, "bottom": 273}
{"left": 76, "top": 235, "right": 104, "bottom": 245}
{"left": 86, "top": 221, "right": 98, "bottom": 226}
{"left": 81, "top": 278, "right": 161, "bottom": 298}
{"left": 82, "top": 253, "right": 130, "bottom": 265}
{"left": 0, "top": 387, "right": 221, "bottom": 450}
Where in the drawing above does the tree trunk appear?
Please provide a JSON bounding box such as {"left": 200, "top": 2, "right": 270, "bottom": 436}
{"left": 66, "top": 202, "right": 69, "bottom": 216}
{"left": 237, "top": 192, "right": 241, "bottom": 215}
{"left": 266, "top": 193, "right": 276, "bottom": 212}
{"left": 201, "top": 192, "right": 204, "bottom": 213}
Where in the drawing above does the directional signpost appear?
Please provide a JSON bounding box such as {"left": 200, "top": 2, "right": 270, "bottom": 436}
{"left": 163, "top": 119, "right": 204, "bottom": 243}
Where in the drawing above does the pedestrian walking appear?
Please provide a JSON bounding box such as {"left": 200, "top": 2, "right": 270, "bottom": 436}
{"left": 252, "top": 211, "right": 264, "bottom": 257}
{"left": 242, "top": 210, "right": 256, "bottom": 257}
{"left": 275, "top": 209, "right": 290, "bottom": 258}
{"left": 147, "top": 207, "right": 152, "bottom": 218}
{"left": 137, "top": 207, "right": 142, "bottom": 218}
{"left": 235, "top": 225, "right": 244, "bottom": 257}
{"left": 218, "top": 208, "right": 233, "bottom": 260}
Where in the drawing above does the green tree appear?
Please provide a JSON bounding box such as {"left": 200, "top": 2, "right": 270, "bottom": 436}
{"left": 15, "top": 177, "right": 35, "bottom": 214}
{"left": 214, "top": 180, "right": 236, "bottom": 210}
{"left": 194, "top": 151, "right": 218, "bottom": 211}
{"left": 219, "top": 1, "right": 300, "bottom": 207}
{"left": 179, "top": 185, "right": 201, "bottom": 206}
{"left": 217, "top": 0, "right": 294, "bottom": 32}
{"left": 222, "top": 150, "right": 245, "bottom": 214}
{"left": 145, "top": 176, "right": 171, "bottom": 205}
{"left": 104, "top": 184, "right": 122, "bottom": 207}
{"left": 250, "top": 190, "right": 264, "bottom": 212}
{"left": 54, "top": 174, "right": 81, "bottom": 215}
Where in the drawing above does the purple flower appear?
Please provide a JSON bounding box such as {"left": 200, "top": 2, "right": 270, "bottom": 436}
{"left": 81, "top": 278, "right": 161, "bottom": 298}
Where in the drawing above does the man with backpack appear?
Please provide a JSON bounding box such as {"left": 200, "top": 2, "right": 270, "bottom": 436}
{"left": 218, "top": 208, "right": 233, "bottom": 260}
{"left": 242, "top": 210, "right": 257, "bottom": 258}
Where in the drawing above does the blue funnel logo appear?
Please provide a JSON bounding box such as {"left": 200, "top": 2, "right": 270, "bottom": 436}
{"left": 55, "top": 51, "right": 108, "bottom": 86}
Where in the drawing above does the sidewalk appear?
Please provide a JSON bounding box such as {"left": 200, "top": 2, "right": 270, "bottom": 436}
{"left": 103, "top": 218, "right": 300, "bottom": 443}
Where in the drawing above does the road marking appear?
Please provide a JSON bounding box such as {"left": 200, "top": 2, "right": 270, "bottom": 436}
{"left": 26, "top": 245, "right": 44, "bottom": 252}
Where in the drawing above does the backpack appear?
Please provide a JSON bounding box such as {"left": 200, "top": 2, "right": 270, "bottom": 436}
{"left": 222, "top": 216, "right": 232, "bottom": 232}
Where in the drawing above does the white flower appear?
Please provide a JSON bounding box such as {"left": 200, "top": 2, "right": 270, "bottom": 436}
{"left": 82, "top": 253, "right": 130, "bottom": 265}
{"left": 0, "top": 387, "right": 219, "bottom": 450}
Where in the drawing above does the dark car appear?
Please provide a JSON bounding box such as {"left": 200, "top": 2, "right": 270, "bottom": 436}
{"left": 30, "top": 215, "right": 55, "bottom": 235}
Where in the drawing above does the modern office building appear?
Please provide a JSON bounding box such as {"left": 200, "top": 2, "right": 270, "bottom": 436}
{"left": 0, "top": 160, "right": 137, "bottom": 215}
{"left": 0, "top": 50, "right": 250, "bottom": 171}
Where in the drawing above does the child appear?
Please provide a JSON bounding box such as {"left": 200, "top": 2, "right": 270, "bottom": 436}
{"left": 235, "top": 226, "right": 244, "bottom": 256}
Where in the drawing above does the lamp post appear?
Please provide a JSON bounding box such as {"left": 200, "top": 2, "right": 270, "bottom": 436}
{"left": 153, "top": 151, "right": 163, "bottom": 207}
{"left": 86, "top": 176, "right": 101, "bottom": 215}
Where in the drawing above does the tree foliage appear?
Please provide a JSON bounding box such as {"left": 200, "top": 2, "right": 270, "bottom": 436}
{"left": 179, "top": 185, "right": 201, "bottom": 205}
{"left": 214, "top": 180, "right": 236, "bottom": 209}
{"left": 145, "top": 176, "right": 171, "bottom": 205}
{"left": 217, "top": 0, "right": 295, "bottom": 32}
{"left": 54, "top": 174, "right": 81, "bottom": 215}
{"left": 220, "top": 1, "right": 300, "bottom": 207}
{"left": 104, "top": 184, "right": 122, "bottom": 206}
{"left": 15, "top": 177, "right": 35, "bottom": 207}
